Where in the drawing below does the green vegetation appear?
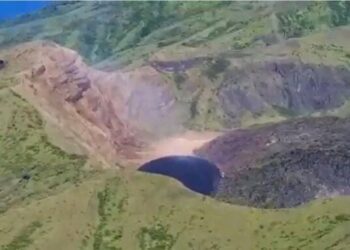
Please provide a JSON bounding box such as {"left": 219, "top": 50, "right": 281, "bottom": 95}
{"left": 277, "top": 1, "right": 350, "bottom": 39}
{"left": 93, "top": 178, "right": 124, "bottom": 250}
{"left": 203, "top": 57, "right": 230, "bottom": 81}
{"left": 1, "top": 221, "right": 42, "bottom": 250}
{"left": 2, "top": 1, "right": 350, "bottom": 68}
{"left": 173, "top": 72, "right": 187, "bottom": 89}
{"left": 272, "top": 105, "right": 298, "bottom": 118}
{"left": 0, "top": 77, "right": 16, "bottom": 91}
{"left": 1, "top": 166, "right": 350, "bottom": 249}
{"left": 0, "top": 2, "right": 264, "bottom": 66}
{"left": 276, "top": 2, "right": 328, "bottom": 38}
{"left": 328, "top": 1, "right": 350, "bottom": 27}
{"left": 137, "top": 223, "right": 178, "bottom": 250}
{"left": 1, "top": 2, "right": 350, "bottom": 249}
{"left": 0, "top": 89, "right": 87, "bottom": 213}
{"left": 0, "top": 93, "right": 348, "bottom": 249}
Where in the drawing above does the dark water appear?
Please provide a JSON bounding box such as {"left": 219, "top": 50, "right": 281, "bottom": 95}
{"left": 138, "top": 156, "right": 221, "bottom": 195}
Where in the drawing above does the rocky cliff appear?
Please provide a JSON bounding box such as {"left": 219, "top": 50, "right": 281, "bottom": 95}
{"left": 1, "top": 41, "right": 142, "bottom": 166}
{"left": 218, "top": 60, "right": 350, "bottom": 122}
{"left": 0, "top": 41, "right": 194, "bottom": 166}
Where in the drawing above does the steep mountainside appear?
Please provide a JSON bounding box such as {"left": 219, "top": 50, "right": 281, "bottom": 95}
{"left": 0, "top": 40, "right": 200, "bottom": 166}
{"left": 1, "top": 2, "right": 349, "bottom": 66}
{"left": 1, "top": 2, "right": 350, "bottom": 131}
{"left": 1, "top": 1, "right": 350, "bottom": 250}
{"left": 0, "top": 41, "right": 142, "bottom": 166}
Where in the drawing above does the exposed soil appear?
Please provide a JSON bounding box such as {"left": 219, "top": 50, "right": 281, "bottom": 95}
{"left": 138, "top": 131, "right": 221, "bottom": 166}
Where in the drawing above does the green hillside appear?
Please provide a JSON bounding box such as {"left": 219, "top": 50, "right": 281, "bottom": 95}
{"left": 1, "top": 1, "right": 350, "bottom": 250}
{"left": 0, "top": 73, "right": 349, "bottom": 250}
{"left": 1, "top": 1, "right": 349, "bottom": 67}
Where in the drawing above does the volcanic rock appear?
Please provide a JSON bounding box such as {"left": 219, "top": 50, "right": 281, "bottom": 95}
{"left": 196, "top": 116, "right": 350, "bottom": 208}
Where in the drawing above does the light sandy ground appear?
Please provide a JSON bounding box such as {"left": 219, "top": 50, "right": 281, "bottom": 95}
{"left": 137, "top": 131, "right": 221, "bottom": 165}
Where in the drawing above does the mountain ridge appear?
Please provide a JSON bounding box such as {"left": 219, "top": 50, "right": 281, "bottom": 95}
{"left": 1, "top": 1, "right": 350, "bottom": 249}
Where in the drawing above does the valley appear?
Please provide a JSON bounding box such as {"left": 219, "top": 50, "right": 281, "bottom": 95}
{"left": 1, "top": 1, "right": 350, "bottom": 250}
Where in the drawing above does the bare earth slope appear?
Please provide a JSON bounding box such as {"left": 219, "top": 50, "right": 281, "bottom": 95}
{"left": 0, "top": 41, "right": 195, "bottom": 166}
{"left": 1, "top": 41, "right": 141, "bottom": 166}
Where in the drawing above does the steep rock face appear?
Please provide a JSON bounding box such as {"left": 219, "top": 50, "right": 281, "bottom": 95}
{"left": 150, "top": 57, "right": 208, "bottom": 73}
{"left": 146, "top": 56, "right": 350, "bottom": 130}
{"left": 6, "top": 41, "right": 142, "bottom": 165}
{"left": 97, "top": 67, "right": 189, "bottom": 138}
{"left": 1, "top": 41, "right": 190, "bottom": 165}
{"left": 196, "top": 117, "right": 350, "bottom": 208}
{"left": 218, "top": 60, "right": 350, "bottom": 124}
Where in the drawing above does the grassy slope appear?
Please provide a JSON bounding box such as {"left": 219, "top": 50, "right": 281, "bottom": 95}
{"left": 0, "top": 86, "right": 349, "bottom": 249}
{"left": 1, "top": 2, "right": 350, "bottom": 249}
{"left": 1, "top": 2, "right": 349, "bottom": 71}
{"left": 1, "top": 2, "right": 349, "bottom": 66}
{"left": 1, "top": 168, "right": 350, "bottom": 250}
{"left": 0, "top": 88, "right": 88, "bottom": 214}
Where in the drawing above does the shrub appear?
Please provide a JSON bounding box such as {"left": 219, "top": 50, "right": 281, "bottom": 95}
{"left": 203, "top": 57, "right": 230, "bottom": 80}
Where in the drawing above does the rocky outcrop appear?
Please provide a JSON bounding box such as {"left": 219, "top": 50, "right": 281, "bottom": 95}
{"left": 1, "top": 41, "right": 191, "bottom": 165}
{"left": 94, "top": 65, "right": 189, "bottom": 138}
{"left": 7, "top": 41, "right": 142, "bottom": 165}
{"left": 149, "top": 57, "right": 208, "bottom": 73}
{"left": 147, "top": 57, "right": 350, "bottom": 130}
{"left": 218, "top": 60, "right": 350, "bottom": 124}
{"left": 0, "top": 59, "right": 5, "bottom": 70}
{"left": 196, "top": 116, "right": 350, "bottom": 208}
